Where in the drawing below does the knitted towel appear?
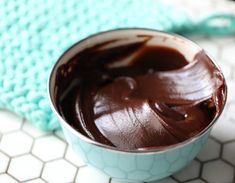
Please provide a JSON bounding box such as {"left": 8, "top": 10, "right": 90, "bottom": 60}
{"left": 1, "top": 0, "right": 235, "bottom": 131}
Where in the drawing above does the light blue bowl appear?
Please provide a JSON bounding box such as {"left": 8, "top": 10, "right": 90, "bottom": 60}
{"left": 62, "top": 124, "right": 210, "bottom": 182}
{"left": 48, "top": 29, "right": 227, "bottom": 182}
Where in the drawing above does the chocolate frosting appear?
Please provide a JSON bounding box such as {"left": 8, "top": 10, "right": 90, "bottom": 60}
{"left": 55, "top": 37, "right": 225, "bottom": 150}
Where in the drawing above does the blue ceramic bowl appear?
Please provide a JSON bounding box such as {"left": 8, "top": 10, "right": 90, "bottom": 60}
{"left": 48, "top": 29, "right": 227, "bottom": 182}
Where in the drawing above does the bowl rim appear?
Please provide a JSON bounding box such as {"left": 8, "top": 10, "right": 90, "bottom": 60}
{"left": 48, "top": 28, "right": 228, "bottom": 154}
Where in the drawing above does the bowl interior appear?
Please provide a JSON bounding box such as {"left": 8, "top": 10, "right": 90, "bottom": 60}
{"left": 48, "top": 29, "right": 226, "bottom": 153}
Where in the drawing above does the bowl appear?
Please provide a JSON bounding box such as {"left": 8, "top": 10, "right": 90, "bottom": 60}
{"left": 48, "top": 29, "right": 227, "bottom": 182}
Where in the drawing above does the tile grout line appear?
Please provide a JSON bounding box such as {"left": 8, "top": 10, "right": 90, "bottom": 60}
{"left": 72, "top": 166, "right": 79, "bottom": 183}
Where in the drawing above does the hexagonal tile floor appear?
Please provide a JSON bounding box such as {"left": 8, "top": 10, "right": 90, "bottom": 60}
{"left": 1, "top": 1, "right": 235, "bottom": 183}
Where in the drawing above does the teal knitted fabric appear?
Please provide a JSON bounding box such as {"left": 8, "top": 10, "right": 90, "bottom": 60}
{"left": 1, "top": 0, "right": 235, "bottom": 131}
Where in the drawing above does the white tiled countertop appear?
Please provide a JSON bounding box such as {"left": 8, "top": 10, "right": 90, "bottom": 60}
{"left": 1, "top": 1, "right": 235, "bottom": 183}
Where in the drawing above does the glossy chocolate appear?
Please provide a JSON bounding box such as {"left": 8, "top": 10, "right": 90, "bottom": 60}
{"left": 55, "top": 38, "right": 225, "bottom": 150}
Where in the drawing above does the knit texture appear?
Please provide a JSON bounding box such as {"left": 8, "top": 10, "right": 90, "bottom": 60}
{"left": 1, "top": 0, "right": 235, "bottom": 130}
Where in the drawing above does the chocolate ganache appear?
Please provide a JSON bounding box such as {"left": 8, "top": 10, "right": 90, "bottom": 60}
{"left": 55, "top": 37, "right": 225, "bottom": 150}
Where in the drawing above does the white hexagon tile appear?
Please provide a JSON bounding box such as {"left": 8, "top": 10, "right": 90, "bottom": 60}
{"left": 1, "top": 1, "right": 235, "bottom": 183}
